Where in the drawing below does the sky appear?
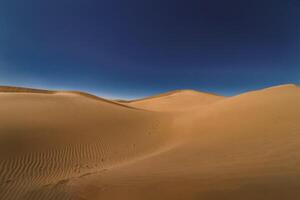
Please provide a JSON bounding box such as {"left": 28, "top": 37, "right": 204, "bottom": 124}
{"left": 0, "top": 0, "right": 299, "bottom": 99}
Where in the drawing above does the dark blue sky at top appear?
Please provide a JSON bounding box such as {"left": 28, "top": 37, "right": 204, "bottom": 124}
{"left": 0, "top": 0, "right": 299, "bottom": 99}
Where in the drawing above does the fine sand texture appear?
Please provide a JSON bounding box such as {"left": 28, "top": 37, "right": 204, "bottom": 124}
{"left": 0, "top": 84, "right": 300, "bottom": 200}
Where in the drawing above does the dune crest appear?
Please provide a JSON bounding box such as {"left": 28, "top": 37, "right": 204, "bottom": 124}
{"left": 123, "top": 89, "right": 225, "bottom": 112}
{"left": 0, "top": 86, "right": 137, "bottom": 110}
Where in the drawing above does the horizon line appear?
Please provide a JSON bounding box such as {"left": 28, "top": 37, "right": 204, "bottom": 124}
{"left": 0, "top": 83, "right": 298, "bottom": 101}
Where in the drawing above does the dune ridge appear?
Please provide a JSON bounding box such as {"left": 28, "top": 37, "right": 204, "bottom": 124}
{"left": 0, "top": 84, "right": 299, "bottom": 200}
{"left": 0, "top": 86, "right": 138, "bottom": 110}
{"left": 123, "top": 89, "right": 225, "bottom": 112}
{"left": 119, "top": 89, "right": 221, "bottom": 102}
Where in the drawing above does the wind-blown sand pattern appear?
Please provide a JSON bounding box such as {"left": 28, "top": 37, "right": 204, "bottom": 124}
{"left": 0, "top": 84, "right": 300, "bottom": 199}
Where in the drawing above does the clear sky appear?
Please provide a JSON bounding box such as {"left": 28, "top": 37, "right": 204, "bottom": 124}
{"left": 0, "top": 0, "right": 299, "bottom": 99}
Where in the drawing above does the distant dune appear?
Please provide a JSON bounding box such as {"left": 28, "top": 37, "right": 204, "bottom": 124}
{"left": 0, "top": 86, "right": 55, "bottom": 94}
{"left": 0, "top": 84, "right": 299, "bottom": 200}
{"left": 121, "top": 89, "right": 225, "bottom": 112}
{"left": 0, "top": 86, "right": 136, "bottom": 109}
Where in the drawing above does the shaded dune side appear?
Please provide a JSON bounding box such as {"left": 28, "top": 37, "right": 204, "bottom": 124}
{"left": 123, "top": 89, "right": 225, "bottom": 112}
{"left": 0, "top": 92, "right": 174, "bottom": 200}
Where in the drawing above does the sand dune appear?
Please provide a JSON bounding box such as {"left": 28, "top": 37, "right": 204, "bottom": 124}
{"left": 0, "top": 84, "right": 300, "bottom": 200}
{"left": 0, "top": 86, "right": 136, "bottom": 109}
{"left": 0, "top": 89, "right": 175, "bottom": 200}
{"left": 121, "top": 89, "right": 224, "bottom": 112}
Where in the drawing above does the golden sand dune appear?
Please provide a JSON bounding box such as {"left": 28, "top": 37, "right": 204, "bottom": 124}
{"left": 122, "top": 89, "right": 224, "bottom": 112}
{"left": 0, "top": 89, "right": 174, "bottom": 200}
{"left": 0, "top": 86, "right": 135, "bottom": 109}
{"left": 0, "top": 84, "right": 300, "bottom": 200}
{"left": 0, "top": 86, "right": 55, "bottom": 94}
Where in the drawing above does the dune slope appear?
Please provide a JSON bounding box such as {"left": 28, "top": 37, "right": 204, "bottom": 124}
{"left": 72, "top": 84, "right": 300, "bottom": 200}
{"left": 0, "top": 90, "right": 174, "bottom": 200}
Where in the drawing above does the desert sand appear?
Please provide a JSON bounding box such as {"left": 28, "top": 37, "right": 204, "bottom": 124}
{"left": 0, "top": 84, "right": 300, "bottom": 200}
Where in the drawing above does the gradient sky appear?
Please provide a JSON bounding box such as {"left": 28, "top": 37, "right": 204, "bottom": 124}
{"left": 0, "top": 0, "right": 299, "bottom": 99}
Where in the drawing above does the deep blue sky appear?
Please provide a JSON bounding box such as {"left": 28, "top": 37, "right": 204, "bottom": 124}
{"left": 0, "top": 0, "right": 299, "bottom": 99}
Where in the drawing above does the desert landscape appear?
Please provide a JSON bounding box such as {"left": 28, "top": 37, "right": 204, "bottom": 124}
{"left": 0, "top": 84, "right": 299, "bottom": 200}
{"left": 1, "top": 0, "right": 299, "bottom": 199}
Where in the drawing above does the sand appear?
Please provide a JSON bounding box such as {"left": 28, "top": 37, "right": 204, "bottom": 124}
{"left": 121, "top": 89, "right": 224, "bottom": 112}
{"left": 0, "top": 84, "right": 299, "bottom": 199}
